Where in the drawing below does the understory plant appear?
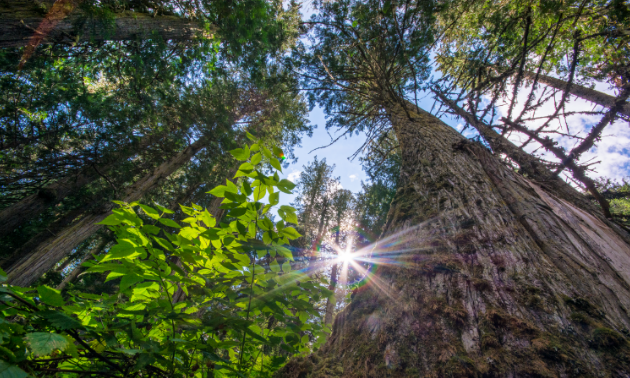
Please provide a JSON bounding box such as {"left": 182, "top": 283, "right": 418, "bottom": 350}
{"left": 0, "top": 134, "right": 331, "bottom": 377}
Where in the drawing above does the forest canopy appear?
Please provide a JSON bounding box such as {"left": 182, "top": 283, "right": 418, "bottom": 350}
{"left": 1, "top": 0, "right": 630, "bottom": 376}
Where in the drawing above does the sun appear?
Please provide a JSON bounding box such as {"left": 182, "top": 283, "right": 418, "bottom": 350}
{"left": 338, "top": 250, "right": 353, "bottom": 263}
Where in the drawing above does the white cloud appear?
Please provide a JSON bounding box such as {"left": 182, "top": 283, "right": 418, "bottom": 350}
{"left": 287, "top": 170, "right": 302, "bottom": 182}
{"left": 349, "top": 174, "right": 358, "bottom": 182}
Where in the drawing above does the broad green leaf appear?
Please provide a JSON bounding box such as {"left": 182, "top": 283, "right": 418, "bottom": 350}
{"left": 158, "top": 218, "right": 181, "bottom": 228}
{"left": 282, "top": 261, "right": 292, "bottom": 273}
{"left": 282, "top": 227, "right": 302, "bottom": 240}
{"left": 97, "top": 214, "right": 123, "bottom": 226}
{"left": 242, "top": 181, "right": 253, "bottom": 196}
{"left": 154, "top": 204, "right": 175, "bottom": 214}
{"left": 0, "top": 361, "right": 27, "bottom": 378}
{"left": 269, "top": 192, "right": 280, "bottom": 206}
{"left": 251, "top": 152, "right": 262, "bottom": 165}
{"left": 277, "top": 179, "right": 296, "bottom": 193}
{"left": 40, "top": 310, "right": 83, "bottom": 330}
{"left": 262, "top": 146, "right": 272, "bottom": 159}
{"left": 246, "top": 132, "right": 256, "bottom": 141}
{"left": 200, "top": 209, "right": 216, "bottom": 228}
{"left": 208, "top": 185, "right": 227, "bottom": 197}
{"left": 270, "top": 259, "right": 280, "bottom": 273}
{"left": 254, "top": 185, "right": 267, "bottom": 201}
{"left": 120, "top": 275, "right": 145, "bottom": 292}
{"left": 230, "top": 146, "right": 250, "bottom": 161}
{"left": 139, "top": 204, "right": 160, "bottom": 220}
{"left": 301, "top": 335, "right": 309, "bottom": 344}
{"left": 272, "top": 146, "right": 284, "bottom": 157}
{"left": 25, "top": 332, "right": 70, "bottom": 357}
{"left": 37, "top": 285, "right": 64, "bottom": 307}
{"left": 270, "top": 158, "right": 282, "bottom": 172}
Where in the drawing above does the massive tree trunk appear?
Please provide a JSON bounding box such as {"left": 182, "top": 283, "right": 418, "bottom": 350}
{"left": 0, "top": 133, "right": 162, "bottom": 239}
{"left": 0, "top": 0, "right": 206, "bottom": 48}
{"left": 279, "top": 98, "right": 630, "bottom": 377}
{"left": 523, "top": 70, "right": 630, "bottom": 118}
{"left": 6, "top": 136, "right": 209, "bottom": 287}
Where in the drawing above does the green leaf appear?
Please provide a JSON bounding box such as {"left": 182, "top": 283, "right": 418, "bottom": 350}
{"left": 200, "top": 209, "right": 216, "bottom": 228}
{"left": 97, "top": 214, "right": 123, "bottom": 226}
{"left": 25, "top": 333, "right": 69, "bottom": 357}
{"left": 301, "top": 335, "right": 309, "bottom": 344}
{"left": 251, "top": 152, "right": 262, "bottom": 166}
{"left": 101, "top": 242, "right": 144, "bottom": 262}
{"left": 230, "top": 146, "right": 250, "bottom": 161}
{"left": 0, "top": 361, "right": 28, "bottom": 378}
{"left": 254, "top": 185, "right": 267, "bottom": 202}
{"left": 269, "top": 192, "right": 280, "bottom": 206}
{"left": 262, "top": 146, "right": 272, "bottom": 159}
{"left": 139, "top": 204, "right": 160, "bottom": 220}
{"left": 37, "top": 285, "right": 64, "bottom": 307}
{"left": 120, "top": 275, "right": 145, "bottom": 292}
{"left": 352, "top": 20, "right": 358, "bottom": 28}
{"left": 282, "top": 227, "right": 301, "bottom": 240}
{"left": 154, "top": 204, "right": 174, "bottom": 214}
{"left": 282, "top": 261, "right": 292, "bottom": 273}
{"left": 270, "top": 259, "right": 280, "bottom": 273}
{"left": 208, "top": 185, "right": 227, "bottom": 197}
{"left": 270, "top": 158, "right": 282, "bottom": 172}
{"left": 40, "top": 310, "right": 83, "bottom": 330}
{"left": 277, "top": 179, "right": 296, "bottom": 194}
{"left": 238, "top": 162, "right": 254, "bottom": 172}
{"left": 272, "top": 146, "right": 284, "bottom": 158}
{"left": 242, "top": 181, "right": 253, "bottom": 196}
{"left": 158, "top": 218, "right": 181, "bottom": 228}
{"left": 246, "top": 132, "right": 256, "bottom": 141}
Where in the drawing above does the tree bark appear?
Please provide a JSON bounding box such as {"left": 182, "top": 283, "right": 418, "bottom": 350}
{"left": 0, "top": 133, "right": 161, "bottom": 239}
{"left": 6, "top": 135, "right": 209, "bottom": 287}
{"left": 324, "top": 216, "right": 342, "bottom": 326}
{"left": 523, "top": 70, "right": 630, "bottom": 118}
{"left": 0, "top": 0, "right": 206, "bottom": 48}
{"left": 280, "top": 98, "right": 630, "bottom": 377}
{"left": 56, "top": 237, "right": 109, "bottom": 291}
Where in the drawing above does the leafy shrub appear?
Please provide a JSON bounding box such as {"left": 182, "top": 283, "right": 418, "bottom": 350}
{"left": 0, "top": 136, "right": 331, "bottom": 377}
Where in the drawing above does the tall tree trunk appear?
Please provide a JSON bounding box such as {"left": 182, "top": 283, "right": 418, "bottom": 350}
{"left": 56, "top": 236, "right": 109, "bottom": 291}
{"left": 523, "top": 70, "right": 630, "bottom": 118}
{"left": 6, "top": 136, "right": 209, "bottom": 287}
{"left": 0, "top": 133, "right": 161, "bottom": 239}
{"left": 324, "top": 217, "right": 342, "bottom": 325}
{"left": 280, "top": 98, "right": 630, "bottom": 377}
{"left": 0, "top": 0, "right": 206, "bottom": 48}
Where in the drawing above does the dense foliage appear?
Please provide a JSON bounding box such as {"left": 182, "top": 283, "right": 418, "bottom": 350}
{"left": 0, "top": 139, "right": 331, "bottom": 377}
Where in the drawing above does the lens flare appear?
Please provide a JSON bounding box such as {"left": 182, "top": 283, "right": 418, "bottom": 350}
{"left": 279, "top": 152, "right": 286, "bottom": 161}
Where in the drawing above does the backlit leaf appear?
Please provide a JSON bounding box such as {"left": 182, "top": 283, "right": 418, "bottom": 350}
{"left": 37, "top": 285, "right": 64, "bottom": 307}
{"left": 25, "top": 332, "right": 69, "bottom": 357}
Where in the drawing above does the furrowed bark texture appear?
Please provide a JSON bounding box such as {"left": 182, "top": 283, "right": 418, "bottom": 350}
{"left": 7, "top": 136, "right": 209, "bottom": 287}
{"left": 279, "top": 100, "right": 630, "bottom": 377}
{"left": 0, "top": 133, "right": 160, "bottom": 239}
{"left": 0, "top": 0, "right": 205, "bottom": 48}
{"left": 523, "top": 70, "right": 630, "bottom": 118}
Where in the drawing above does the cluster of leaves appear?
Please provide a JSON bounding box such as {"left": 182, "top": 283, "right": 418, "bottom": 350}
{"left": 0, "top": 138, "right": 331, "bottom": 377}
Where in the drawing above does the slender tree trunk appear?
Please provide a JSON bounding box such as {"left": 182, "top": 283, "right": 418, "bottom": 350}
{"left": 0, "top": 0, "right": 206, "bottom": 48}
{"left": 56, "top": 237, "right": 109, "bottom": 291}
{"left": 523, "top": 70, "right": 630, "bottom": 118}
{"left": 0, "top": 132, "right": 162, "bottom": 239}
{"left": 313, "top": 198, "right": 330, "bottom": 253}
{"left": 324, "top": 217, "right": 342, "bottom": 325}
{"left": 281, "top": 98, "right": 630, "bottom": 377}
{"left": 6, "top": 136, "right": 209, "bottom": 287}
